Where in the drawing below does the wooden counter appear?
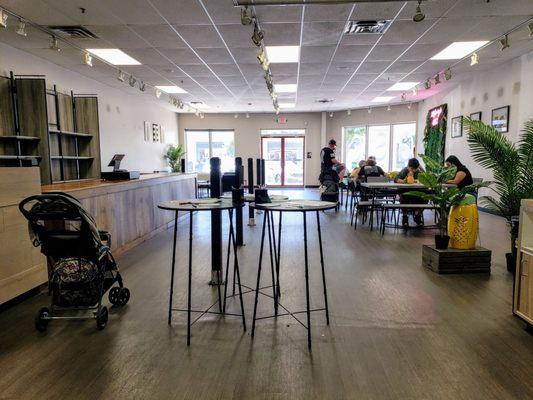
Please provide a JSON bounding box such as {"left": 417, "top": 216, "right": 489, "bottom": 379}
{"left": 0, "top": 168, "right": 47, "bottom": 305}
{"left": 42, "top": 173, "right": 197, "bottom": 256}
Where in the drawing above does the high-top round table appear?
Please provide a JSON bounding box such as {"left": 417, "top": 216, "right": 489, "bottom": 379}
{"left": 157, "top": 199, "right": 246, "bottom": 346}
{"left": 250, "top": 200, "right": 337, "bottom": 349}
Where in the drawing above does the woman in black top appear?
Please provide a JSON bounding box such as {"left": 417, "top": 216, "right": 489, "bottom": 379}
{"left": 445, "top": 155, "right": 473, "bottom": 189}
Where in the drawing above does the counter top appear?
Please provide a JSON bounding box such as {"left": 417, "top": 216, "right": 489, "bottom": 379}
{"left": 42, "top": 172, "right": 197, "bottom": 199}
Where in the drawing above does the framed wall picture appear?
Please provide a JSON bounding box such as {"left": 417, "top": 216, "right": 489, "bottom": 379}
{"left": 470, "top": 111, "right": 482, "bottom": 121}
{"left": 451, "top": 116, "right": 463, "bottom": 138}
{"left": 492, "top": 106, "right": 510, "bottom": 133}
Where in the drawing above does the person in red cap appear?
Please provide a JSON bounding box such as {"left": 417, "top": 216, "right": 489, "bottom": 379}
{"left": 320, "top": 139, "right": 346, "bottom": 184}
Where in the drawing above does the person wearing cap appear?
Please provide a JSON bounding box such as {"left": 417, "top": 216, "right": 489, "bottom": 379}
{"left": 320, "top": 139, "right": 346, "bottom": 183}
{"left": 357, "top": 156, "right": 385, "bottom": 181}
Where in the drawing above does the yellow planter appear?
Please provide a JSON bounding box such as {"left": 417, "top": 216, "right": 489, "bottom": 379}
{"left": 448, "top": 203, "right": 479, "bottom": 249}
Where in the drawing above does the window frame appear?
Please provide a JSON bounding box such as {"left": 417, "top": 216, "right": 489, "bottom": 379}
{"left": 184, "top": 129, "right": 235, "bottom": 173}
{"left": 342, "top": 122, "right": 417, "bottom": 172}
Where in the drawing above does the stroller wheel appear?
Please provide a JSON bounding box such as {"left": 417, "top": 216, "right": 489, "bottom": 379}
{"left": 118, "top": 288, "right": 130, "bottom": 306}
{"left": 96, "top": 306, "right": 108, "bottom": 330}
{"left": 35, "top": 307, "right": 50, "bottom": 332}
{"left": 109, "top": 287, "right": 121, "bottom": 306}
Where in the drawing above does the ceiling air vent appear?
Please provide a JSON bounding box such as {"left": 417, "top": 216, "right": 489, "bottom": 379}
{"left": 47, "top": 26, "right": 99, "bottom": 39}
{"left": 316, "top": 98, "right": 334, "bottom": 104}
{"left": 344, "top": 20, "right": 392, "bottom": 35}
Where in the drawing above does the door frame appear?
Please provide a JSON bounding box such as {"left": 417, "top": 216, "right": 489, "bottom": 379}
{"left": 260, "top": 133, "right": 305, "bottom": 187}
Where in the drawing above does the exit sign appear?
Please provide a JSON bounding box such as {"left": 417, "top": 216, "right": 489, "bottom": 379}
{"left": 276, "top": 117, "right": 287, "bottom": 124}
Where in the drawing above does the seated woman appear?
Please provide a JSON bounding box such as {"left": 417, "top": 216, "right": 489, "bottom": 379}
{"left": 348, "top": 160, "right": 366, "bottom": 193}
{"left": 395, "top": 158, "right": 426, "bottom": 227}
{"left": 445, "top": 155, "right": 473, "bottom": 189}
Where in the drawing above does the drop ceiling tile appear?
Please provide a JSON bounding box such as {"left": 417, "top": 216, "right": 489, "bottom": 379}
{"left": 126, "top": 48, "right": 174, "bottom": 67}
{"left": 270, "top": 63, "right": 299, "bottom": 76}
{"left": 302, "top": 22, "right": 345, "bottom": 46}
{"left": 171, "top": 25, "right": 222, "bottom": 48}
{"left": 91, "top": 0, "right": 164, "bottom": 25}
{"left": 300, "top": 46, "right": 335, "bottom": 63}
{"left": 261, "top": 23, "right": 301, "bottom": 46}
{"left": 344, "top": 73, "right": 380, "bottom": 85}
{"left": 229, "top": 47, "right": 260, "bottom": 64}
{"left": 160, "top": 48, "right": 202, "bottom": 65}
{"left": 195, "top": 47, "right": 236, "bottom": 64}
{"left": 202, "top": 0, "right": 242, "bottom": 24}
{"left": 333, "top": 45, "right": 373, "bottom": 62}
{"left": 397, "top": 0, "right": 456, "bottom": 20}
{"left": 417, "top": 17, "right": 486, "bottom": 45}
{"left": 149, "top": 0, "right": 211, "bottom": 25}
{"left": 339, "top": 34, "right": 381, "bottom": 46}
{"left": 328, "top": 62, "right": 359, "bottom": 76}
{"left": 128, "top": 25, "right": 188, "bottom": 49}
{"left": 208, "top": 64, "right": 240, "bottom": 76}
{"left": 446, "top": 0, "right": 533, "bottom": 17}
{"left": 304, "top": 4, "right": 353, "bottom": 22}
{"left": 216, "top": 24, "right": 256, "bottom": 48}
{"left": 351, "top": 2, "right": 404, "bottom": 20}
{"left": 366, "top": 44, "right": 410, "bottom": 62}
{"left": 385, "top": 60, "right": 425, "bottom": 74}
{"left": 255, "top": 6, "right": 303, "bottom": 23}
{"left": 379, "top": 19, "right": 436, "bottom": 45}
{"left": 178, "top": 64, "right": 216, "bottom": 77}
{"left": 299, "top": 63, "right": 330, "bottom": 76}
{"left": 400, "top": 44, "right": 447, "bottom": 61}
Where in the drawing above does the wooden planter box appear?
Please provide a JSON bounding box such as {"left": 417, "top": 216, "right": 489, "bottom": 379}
{"left": 422, "top": 245, "right": 491, "bottom": 274}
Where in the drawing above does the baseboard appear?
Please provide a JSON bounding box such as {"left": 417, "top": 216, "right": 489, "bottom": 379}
{"left": 0, "top": 285, "right": 44, "bottom": 313}
{"left": 305, "top": 185, "right": 320, "bottom": 188}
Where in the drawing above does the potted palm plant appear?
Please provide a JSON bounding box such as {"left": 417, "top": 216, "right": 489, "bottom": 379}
{"left": 464, "top": 118, "right": 533, "bottom": 271}
{"left": 405, "top": 155, "right": 487, "bottom": 249}
{"left": 164, "top": 144, "right": 186, "bottom": 173}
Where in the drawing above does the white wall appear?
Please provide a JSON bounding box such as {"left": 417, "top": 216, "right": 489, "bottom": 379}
{"left": 178, "top": 104, "right": 418, "bottom": 185}
{"left": 0, "top": 42, "right": 179, "bottom": 173}
{"left": 417, "top": 50, "right": 533, "bottom": 186}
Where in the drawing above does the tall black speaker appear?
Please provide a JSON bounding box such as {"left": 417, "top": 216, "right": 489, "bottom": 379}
{"left": 210, "top": 157, "right": 223, "bottom": 283}
{"left": 234, "top": 157, "right": 244, "bottom": 246}
{"left": 180, "top": 158, "right": 186, "bottom": 173}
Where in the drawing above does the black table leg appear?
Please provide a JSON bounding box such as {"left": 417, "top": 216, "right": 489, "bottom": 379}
{"left": 251, "top": 211, "right": 268, "bottom": 338}
{"left": 168, "top": 211, "right": 179, "bottom": 325}
{"left": 303, "top": 212, "right": 312, "bottom": 349}
{"left": 316, "top": 211, "right": 330, "bottom": 325}
{"left": 187, "top": 211, "right": 193, "bottom": 346}
{"left": 266, "top": 210, "right": 278, "bottom": 315}
{"left": 223, "top": 211, "right": 232, "bottom": 313}
{"left": 276, "top": 211, "right": 282, "bottom": 300}
{"left": 229, "top": 208, "right": 247, "bottom": 332}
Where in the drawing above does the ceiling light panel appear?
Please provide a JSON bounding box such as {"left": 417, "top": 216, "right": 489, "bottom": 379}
{"left": 430, "top": 41, "right": 489, "bottom": 60}
{"left": 387, "top": 82, "right": 419, "bottom": 91}
{"left": 274, "top": 83, "right": 297, "bottom": 93}
{"left": 265, "top": 46, "right": 300, "bottom": 63}
{"left": 155, "top": 85, "right": 188, "bottom": 94}
{"left": 371, "top": 96, "right": 395, "bottom": 103}
{"left": 86, "top": 49, "right": 141, "bottom": 65}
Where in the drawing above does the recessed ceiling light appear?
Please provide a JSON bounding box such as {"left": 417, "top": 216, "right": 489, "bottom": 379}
{"left": 371, "top": 96, "right": 395, "bottom": 103}
{"left": 265, "top": 46, "right": 300, "bottom": 63}
{"left": 279, "top": 102, "right": 296, "bottom": 109}
{"left": 430, "top": 41, "right": 489, "bottom": 60}
{"left": 274, "top": 83, "right": 297, "bottom": 93}
{"left": 387, "top": 82, "right": 419, "bottom": 91}
{"left": 155, "top": 85, "right": 188, "bottom": 94}
{"left": 86, "top": 49, "right": 141, "bottom": 65}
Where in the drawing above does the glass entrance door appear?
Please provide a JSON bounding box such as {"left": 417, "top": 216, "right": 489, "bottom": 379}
{"left": 261, "top": 136, "right": 304, "bottom": 186}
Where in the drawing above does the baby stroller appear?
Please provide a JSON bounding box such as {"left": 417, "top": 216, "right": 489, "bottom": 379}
{"left": 319, "top": 169, "right": 340, "bottom": 209}
{"left": 19, "top": 192, "right": 130, "bottom": 331}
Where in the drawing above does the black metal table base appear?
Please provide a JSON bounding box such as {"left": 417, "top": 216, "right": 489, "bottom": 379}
{"left": 251, "top": 209, "right": 330, "bottom": 349}
{"left": 167, "top": 208, "right": 246, "bottom": 346}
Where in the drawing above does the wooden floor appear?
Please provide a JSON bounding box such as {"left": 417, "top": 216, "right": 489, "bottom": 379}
{"left": 1, "top": 189, "right": 532, "bottom": 400}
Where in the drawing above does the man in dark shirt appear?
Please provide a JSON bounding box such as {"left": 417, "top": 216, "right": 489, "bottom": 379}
{"left": 320, "top": 139, "right": 345, "bottom": 183}
{"left": 357, "top": 156, "right": 385, "bottom": 180}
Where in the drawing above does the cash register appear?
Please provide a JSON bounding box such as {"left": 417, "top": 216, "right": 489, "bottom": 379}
{"left": 101, "top": 154, "right": 140, "bottom": 180}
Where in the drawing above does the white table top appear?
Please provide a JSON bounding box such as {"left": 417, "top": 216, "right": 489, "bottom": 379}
{"left": 158, "top": 199, "right": 241, "bottom": 211}
{"left": 360, "top": 182, "right": 456, "bottom": 189}
{"left": 253, "top": 200, "right": 337, "bottom": 212}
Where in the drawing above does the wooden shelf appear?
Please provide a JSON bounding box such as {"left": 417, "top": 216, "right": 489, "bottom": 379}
{"left": 51, "top": 155, "right": 94, "bottom": 161}
{"left": 48, "top": 128, "right": 91, "bottom": 138}
{"left": 0, "top": 155, "right": 41, "bottom": 160}
{"left": 0, "top": 135, "right": 40, "bottom": 141}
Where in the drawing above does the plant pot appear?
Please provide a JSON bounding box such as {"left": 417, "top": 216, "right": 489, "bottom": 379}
{"left": 435, "top": 235, "right": 450, "bottom": 250}
{"left": 506, "top": 252, "right": 516, "bottom": 273}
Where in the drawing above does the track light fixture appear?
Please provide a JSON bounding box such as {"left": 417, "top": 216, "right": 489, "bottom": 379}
{"left": 424, "top": 79, "right": 431, "bottom": 90}
{"left": 0, "top": 9, "right": 8, "bottom": 28}
{"left": 444, "top": 68, "right": 452, "bottom": 81}
{"left": 129, "top": 75, "right": 136, "bottom": 87}
{"left": 401, "top": 93, "right": 407, "bottom": 102}
{"left": 246, "top": 113, "right": 250, "bottom": 119}
{"left": 251, "top": 21, "right": 264, "bottom": 47}
{"left": 117, "top": 70, "right": 125, "bottom": 82}
{"left": 329, "top": 112, "right": 333, "bottom": 118}
{"left": 367, "top": 107, "right": 372, "bottom": 114}
{"left": 500, "top": 35, "right": 510, "bottom": 51}
{"left": 241, "top": 6, "right": 253, "bottom": 25}
{"left": 529, "top": 22, "right": 533, "bottom": 37}
{"left": 139, "top": 81, "right": 146, "bottom": 92}
{"left": 434, "top": 73, "right": 440, "bottom": 85}
{"left": 257, "top": 49, "right": 270, "bottom": 71}
{"left": 83, "top": 52, "right": 93, "bottom": 67}
{"left": 347, "top": 109, "right": 351, "bottom": 116}
{"left": 155, "top": 89, "right": 162, "bottom": 98}
{"left": 195, "top": 110, "right": 199, "bottom": 117}
{"left": 16, "top": 19, "right": 27, "bottom": 36}
{"left": 200, "top": 113, "right": 205, "bottom": 119}
{"left": 49, "top": 36, "right": 60, "bottom": 51}
{"left": 387, "top": 105, "right": 391, "bottom": 111}
{"left": 412, "top": 87, "right": 418, "bottom": 97}
{"left": 470, "top": 52, "right": 479, "bottom": 66}
{"left": 234, "top": 113, "right": 239, "bottom": 119}
{"left": 408, "top": 102, "right": 412, "bottom": 110}
{"left": 413, "top": 0, "right": 425, "bottom": 23}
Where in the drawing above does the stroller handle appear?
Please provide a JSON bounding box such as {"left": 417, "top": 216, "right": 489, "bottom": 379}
{"left": 19, "top": 192, "right": 86, "bottom": 222}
